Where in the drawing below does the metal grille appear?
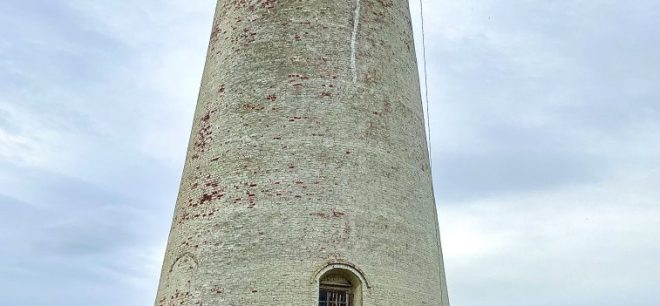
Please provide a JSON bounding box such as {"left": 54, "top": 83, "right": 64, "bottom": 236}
{"left": 319, "top": 288, "right": 352, "bottom": 306}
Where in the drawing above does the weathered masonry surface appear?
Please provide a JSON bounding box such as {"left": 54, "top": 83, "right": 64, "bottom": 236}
{"left": 155, "top": 0, "right": 450, "bottom": 305}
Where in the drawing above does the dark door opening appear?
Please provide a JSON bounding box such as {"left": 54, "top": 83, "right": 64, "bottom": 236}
{"left": 319, "top": 287, "right": 353, "bottom": 306}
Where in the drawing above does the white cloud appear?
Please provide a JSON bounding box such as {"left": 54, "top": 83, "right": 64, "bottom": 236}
{"left": 440, "top": 168, "right": 660, "bottom": 305}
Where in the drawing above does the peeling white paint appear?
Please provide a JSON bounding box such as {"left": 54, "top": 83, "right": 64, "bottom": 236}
{"left": 351, "top": 0, "right": 361, "bottom": 83}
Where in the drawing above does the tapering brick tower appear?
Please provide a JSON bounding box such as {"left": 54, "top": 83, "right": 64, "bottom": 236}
{"left": 156, "top": 0, "right": 449, "bottom": 305}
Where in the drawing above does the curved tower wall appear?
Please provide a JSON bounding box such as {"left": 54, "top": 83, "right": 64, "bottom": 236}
{"left": 156, "top": 0, "right": 450, "bottom": 305}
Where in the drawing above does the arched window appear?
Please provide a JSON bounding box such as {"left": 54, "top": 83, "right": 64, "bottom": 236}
{"left": 316, "top": 265, "right": 366, "bottom": 306}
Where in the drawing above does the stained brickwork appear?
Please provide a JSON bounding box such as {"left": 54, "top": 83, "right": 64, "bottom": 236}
{"left": 156, "top": 0, "right": 450, "bottom": 305}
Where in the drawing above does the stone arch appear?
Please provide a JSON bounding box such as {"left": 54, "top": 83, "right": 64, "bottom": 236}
{"left": 313, "top": 263, "right": 369, "bottom": 306}
{"left": 165, "top": 253, "right": 198, "bottom": 305}
{"left": 169, "top": 253, "right": 198, "bottom": 273}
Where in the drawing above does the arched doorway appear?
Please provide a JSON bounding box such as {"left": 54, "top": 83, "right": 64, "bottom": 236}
{"left": 316, "top": 264, "right": 367, "bottom": 306}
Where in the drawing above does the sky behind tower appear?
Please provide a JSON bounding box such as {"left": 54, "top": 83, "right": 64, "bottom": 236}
{"left": 1, "top": 0, "right": 659, "bottom": 305}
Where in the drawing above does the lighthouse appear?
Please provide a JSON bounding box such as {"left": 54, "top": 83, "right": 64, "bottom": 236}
{"left": 156, "top": 1, "right": 450, "bottom": 305}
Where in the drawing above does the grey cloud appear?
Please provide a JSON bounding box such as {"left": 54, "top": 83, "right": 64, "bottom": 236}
{"left": 433, "top": 150, "right": 602, "bottom": 201}
{"left": 0, "top": 164, "right": 162, "bottom": 306}
{"left": 417, "top": 1, "right": 660, "bottom": 305}
{"left": 422, "top": 0, "right": 660, "bottom": 204}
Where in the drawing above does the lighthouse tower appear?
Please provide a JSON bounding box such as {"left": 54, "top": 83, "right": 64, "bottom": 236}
{"left": 156, "top": 0, "right": 450, "bottom": 305}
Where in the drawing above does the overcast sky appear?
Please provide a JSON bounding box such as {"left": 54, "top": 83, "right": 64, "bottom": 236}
{"left": 1, "top": 0, "right": 658, "bottom": 305}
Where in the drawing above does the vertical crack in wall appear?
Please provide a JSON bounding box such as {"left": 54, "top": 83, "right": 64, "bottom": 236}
{"left": 350, "top": 0, "right": 361, "bottom": 83}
